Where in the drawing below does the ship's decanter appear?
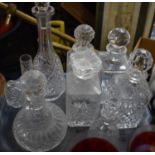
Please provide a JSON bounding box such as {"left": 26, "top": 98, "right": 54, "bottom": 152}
{"left": 5, "top": 70, "right": 67, "bottom": 151}
{"left": 32, "top": 2, "right": 65, "bottom": 101}
{"left": 66, "top": 24, "right": 102, "bottom": 127}
{"left": 90, "top": 28, "right": 153, "bottom": 136}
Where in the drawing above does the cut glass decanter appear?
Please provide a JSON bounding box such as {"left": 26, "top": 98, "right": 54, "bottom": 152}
{"left": 32, "top": 2, "right": 65, "bottom": 101}
{"left": 66, "top": 24, "right": 102, "bottom": 127}
{"left": 5, "top": 70, "right": 67, "bottom": 152}
{"left": 90, "top": 28, "right": 153, "bottom": 136}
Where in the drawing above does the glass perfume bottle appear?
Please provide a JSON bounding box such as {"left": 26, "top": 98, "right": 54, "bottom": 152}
{"left": 90, "top": 28, "right": 153, "bottom": 135}
{"left": 5, "top": 70, "right": 67, "bottom": 152}
{"left": 32, "top": 2, "right": 65, "bottom": 101}
{"left": 66, "top": 24, "right": 102, "bottom": 127}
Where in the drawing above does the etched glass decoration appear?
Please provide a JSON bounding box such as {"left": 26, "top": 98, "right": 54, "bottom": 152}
{"left": 5, "top": 70, "right": 67, "bottom": 152}
{"left": 90, "top": 28, "right": 153, "bottom": 136}
{"left": 66, "top": 24, "right": 102, "bottom": 127}
{"left": 32, "top": 2, "right": 65, "bottom": 101}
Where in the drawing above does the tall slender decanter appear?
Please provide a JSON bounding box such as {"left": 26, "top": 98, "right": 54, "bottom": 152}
{"left": 66, "top": 24, "right": 102, "bottom": 127}
{"left": 32, "top": 3, "right": 65, "bottom": 101}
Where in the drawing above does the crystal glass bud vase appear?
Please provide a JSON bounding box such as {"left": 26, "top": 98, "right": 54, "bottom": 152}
{"left": 5, "top": 70, "right": 67, "bottom": 152}
{"left": 32, "top": 2, "right": 65, "bottom": 101}
{"left": 66, "top": 24, "right": 102, "bottom": 127}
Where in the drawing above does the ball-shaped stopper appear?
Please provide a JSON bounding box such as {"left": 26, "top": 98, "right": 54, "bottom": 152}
{"left": 130, "top": 48, "right": 153, "bottom": 72}
{"left": 108, "top": 28, "right": 130, "bottom": 47}
{"left": 74, "top": 24, "right": 95, "bottom": 45}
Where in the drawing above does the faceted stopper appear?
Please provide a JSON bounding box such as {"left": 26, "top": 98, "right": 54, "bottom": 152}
{"left": 20, "top": 70, "right": 47, "bottom": 100}
{"left": 129, "top": 48, "right": 153, "bottom": 72}
{"left": 74, "top": 24, "right": 95, "bottom": 46}
{"left": 32, "top": 2, "right": 55, "bottom": 16}
{"left": 35, "top": 2, "right": 50, "bottom": 11}
{"left": 108, "top": 28, "right": 130, "bottom": 47}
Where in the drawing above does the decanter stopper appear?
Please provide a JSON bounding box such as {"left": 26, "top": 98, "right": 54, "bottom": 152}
{"left": 20, "top": 70, "right": 47, "bottom": 101}
{"left": 73, "top": 24, "right": 95, "bottom": 50}
{"left": 35, "top": 2, "right": 50, "bottom": 11}
{"left": 106, "top": 28, "right": 130, "bottom": 53}
{"left": 32, "top": 2, "right": 55, "bottom": 16}
{"left": 129, "top": 48, "right": 153, "bottom": 72}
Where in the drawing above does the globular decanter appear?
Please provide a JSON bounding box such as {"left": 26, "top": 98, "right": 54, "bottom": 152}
{"left": 90, "top": 28, "right": 153, "bottom": 136}
{"left": 5, "top": 70, "right": 67, "bottom": 152}
{"left": 66, "top": 24, "right": 102, "bottom": 127}
{"left": 32, "top": 2, "right": 65, "bottom": 101}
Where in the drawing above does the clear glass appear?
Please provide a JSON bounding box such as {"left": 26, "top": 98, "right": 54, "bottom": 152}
{"left": 5, "top": 70, "right": 67, "bottom": 151}
{"left": 20, "top": 54, "right": 33, "bottom": 74}
{"left": 90, "top": 28, "right": 153, "bottom": 135}
{"left": 66, "top": 24, "right": 102, "bottom": 127}
{"left": 32, "top": 2, "right": 65, "bottom": 101}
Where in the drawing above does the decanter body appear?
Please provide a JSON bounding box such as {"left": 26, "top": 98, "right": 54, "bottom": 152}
{"left": 32, "top": 3, "right": 65, "bottom": 101}
{"left": 90, "top": 28, "right": 153, "bottom": 134}
{"left": 5, "top": 70, "right": 67, "bottom": 151}
{"left": 66, "top": 24, "right": 102, "bottom": 127}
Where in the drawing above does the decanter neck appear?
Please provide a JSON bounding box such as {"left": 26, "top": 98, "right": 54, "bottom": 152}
{"left": 106, "top": 43, "right": 127, "bottom": 54}
{"left": 128, "top": 68, "right": 143, "bottom": 84}
{"left": 37, "top": 16, "right": 53, "bottom": 59}
{"left": 26, "top": 96, "right": 44, "bottom": 110}
{"left": 72, "top": 42, "right": 94, "bottom": 52}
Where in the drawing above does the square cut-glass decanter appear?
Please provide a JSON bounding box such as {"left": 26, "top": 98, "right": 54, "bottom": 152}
{"left": 66, "top": 24, "right": 102, "bottom": 127}
{"left": 90, "top": 28, "right": 153, "bottom": 138}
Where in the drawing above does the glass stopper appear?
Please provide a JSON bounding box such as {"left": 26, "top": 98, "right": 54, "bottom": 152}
{"left": 35, "top": 2, "right": 50, "bottom": 11}
{"left": 108, "top": 28, "right": 130, "bottom": 47}
{"left": 74, "top": 24, "right": 95, "bottom": 46}
{"left": 32, "top": 2, "right": 55, "bottom": 16}
{"left": 106, "top": 28, "right": 130, "bottom": 53}
{"left": 129, "top": 48, "right": 153, "bottom": 72}
{"left": 20, "top": 70, "right": 47, "bottom": 100}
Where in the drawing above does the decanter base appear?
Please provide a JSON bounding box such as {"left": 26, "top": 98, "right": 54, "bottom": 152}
{"left": 68, "top": 121, "right": 92, "bottom": 127}
{"left": 13, "top": 103, "right": 67, "bottom": 152}
{"left": 45, "top": 89, "right": 65, "bottom": 102}
{"left": 34, "top": 52, "right": 65, "bottom": 102}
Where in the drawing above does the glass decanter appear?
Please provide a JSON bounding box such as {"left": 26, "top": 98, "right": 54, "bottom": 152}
{"left": 66, "top": 24, "right": 102, "bottom": 127}
{"left": 5, "top": 70, "right": 67, "bottom": 152}
{"left": 32, "top": 2, "right": 65, "bottom": 101}
{"left": 90, "top": 28, "right": 153, "bottom": 135}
